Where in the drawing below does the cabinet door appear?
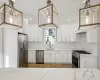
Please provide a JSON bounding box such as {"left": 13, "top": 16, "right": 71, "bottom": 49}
{"left": 61, "top": 26, "right": 66, "bottom": 42}
{"left": 57, "top": 27, "right": 61, "bottom": 42}
{"left": 28, "top": 50, "right": 36, "bottom": 63}
{"left": 69, "top": 25, "right": 76, "bottom": 42}
{"left": 25, "top": 27, "right": 33, "bottom": 42}
{"left": 67, "top": 51, "right": 72, "bottom": 63}
{"left": 44, "top": 51, "right": 49, "bottom": 64}
{"left": 37, "top": 27, "right": 43, "bottom": 42}
{"left": 86, "top": 28, "right": 97, "bottom": 43}
{"left": 25, "top": 25, "right": 37, "bottom": 42}
{"left": 55, "top": 51, "right": 62, "bottom": 63}
{"left": 49, "top": 51, "right": 55, "bottom": 63}
{"left": 60, "top": 51, "right": 68, "bottom": 64}
{"left": 61, "top": 26, "right": 70, "bottom": 42}
{"left": 80, "top": 55, "right": 97, "bottom": 68}
{"left": 33, "top": 26, "right": 38, "bottom": 41}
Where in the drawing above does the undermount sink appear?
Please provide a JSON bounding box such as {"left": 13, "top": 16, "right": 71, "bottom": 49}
{"left": 46, "top": 48, "right": 54, "bottom": 50}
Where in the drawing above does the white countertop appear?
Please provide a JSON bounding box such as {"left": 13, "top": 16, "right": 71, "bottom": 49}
{"left": 0, "top": 68, "right": 100, "bottom": 80}
{"left": 28, "top": 49, "right": 83, "bottom": 51}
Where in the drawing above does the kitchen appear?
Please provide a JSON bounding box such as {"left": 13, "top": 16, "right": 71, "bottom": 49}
{"left": 0, "top": 0, "right": 99, "bottom": 69}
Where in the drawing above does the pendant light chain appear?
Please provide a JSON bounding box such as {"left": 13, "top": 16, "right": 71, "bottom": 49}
{"left": 84, "top": 0, "right": 90, "bottom": 8}
{"left": 9, "top": 0, "right": 15, "bottom": 8}
{"left": 47, "top": 0, "right": 51, "bottom": 5}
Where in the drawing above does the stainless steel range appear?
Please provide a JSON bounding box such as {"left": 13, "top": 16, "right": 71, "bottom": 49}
{"left": 72, "top": 50, "right": 91, "bottom": 68}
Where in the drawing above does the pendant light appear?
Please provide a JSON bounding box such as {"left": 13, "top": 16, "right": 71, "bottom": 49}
{"left": 79, "top": 0, "right": 100, "bottom": 29}
{"left": 38, "top": 0, "right": 59, "bottom": 29}
{"left": 0, "top": 0, "right": 23, "bottom": 28}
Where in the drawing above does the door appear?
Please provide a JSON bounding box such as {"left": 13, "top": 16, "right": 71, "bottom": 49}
{"left": 36, "top": 50, "right": 44, "bottom": 64}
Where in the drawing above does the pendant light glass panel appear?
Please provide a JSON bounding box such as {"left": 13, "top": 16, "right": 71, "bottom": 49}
{"left": 79, "top": 4, "right": 100, "bottom": 29}
{"left": 38, "top": 4, "right": 58, "bottom": 29}
{"left": 0, "top": 4, "right": 23, "bottom": 29}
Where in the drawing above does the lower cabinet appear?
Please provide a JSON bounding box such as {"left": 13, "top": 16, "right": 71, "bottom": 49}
{"left": 44, "top": 50, "right": 72, "bottom": 64}
{"left": 28, "top": 50, "right": 72, "bottom": 64}
{"left": 44, "top": 51, "right": 55, "bottom": 64}
{"left": 28, "top": 50, "right": 36, "bottom": 64}
{"left": 80, "top": 55, "right": 97, "bottom": 68}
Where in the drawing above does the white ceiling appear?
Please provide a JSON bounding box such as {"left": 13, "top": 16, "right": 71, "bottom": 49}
{"left": 0, "top": 0, "right": 100, "bottom": 25}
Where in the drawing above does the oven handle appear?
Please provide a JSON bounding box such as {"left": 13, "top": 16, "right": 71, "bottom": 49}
{"left": 72, "top": 54, "right": 79, "bottom": 57}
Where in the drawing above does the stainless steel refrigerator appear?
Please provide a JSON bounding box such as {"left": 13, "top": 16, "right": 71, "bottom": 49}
{"left": 18, "top": 32, "right": 28, "bottom": 67}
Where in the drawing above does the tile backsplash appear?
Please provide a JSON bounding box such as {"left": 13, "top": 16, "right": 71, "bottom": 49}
{"left": 28, "top": 42, "right": 97, "bottom": 55}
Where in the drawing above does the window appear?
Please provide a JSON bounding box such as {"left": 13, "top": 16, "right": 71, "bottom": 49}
{"left": 44, "top": 29, "right": 56, "bottom": 44}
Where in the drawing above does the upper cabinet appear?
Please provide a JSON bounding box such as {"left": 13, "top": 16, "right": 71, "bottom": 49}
{"left": 75, "top": 28, "right": 97, "bottom": 43}
{"left": 57, "top": 27, "right": 62, "bottom": 42}
{"left": 61, "top": 26, "right": 70, "bottom": 42}
{"left": 25, "top": 24, "right": 43, "bottom": 42}
{"left": 57, "top": 25, "right": 76, "bottom": 42}
{"left": 86, "top": 28, "right": 97, "bottom": 43}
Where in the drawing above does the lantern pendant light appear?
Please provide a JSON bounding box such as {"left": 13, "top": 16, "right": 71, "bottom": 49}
{"left": 38, "top": 0, "right": 59, "bottom": 29}
{"left": 79, "top": 0, "right": 100, "bottom": 29}
{"left": 0, "top": 0, "right": 23, "bottom": 29}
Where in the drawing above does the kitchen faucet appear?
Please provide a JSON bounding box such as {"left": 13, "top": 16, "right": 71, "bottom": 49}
{"left": 49, "top": 41, "right": 52, "bottom": 49}
{"left": 46, "top": 37, "right": 52, "bottom": 50}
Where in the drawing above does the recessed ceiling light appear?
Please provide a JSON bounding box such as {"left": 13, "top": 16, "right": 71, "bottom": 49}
{"left": 24, "top": 19, "right": 27, "bottom": 20}
{"left": 68, "top": 18, "right": 70, "bottom": 21}
{"left": 12, "top": 0, "right": 16, "bottom": 2}
{"left": 83, "top": 0, "right": 87, "bottom": 3}
{"left": 36, "top": 25, "right": 38, "bottom": 26}
{"left": 29, "top": 19, "right": 33, "bottom": 20}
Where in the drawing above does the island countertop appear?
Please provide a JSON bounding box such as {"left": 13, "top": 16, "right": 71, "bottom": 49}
{"left": 0, "top": 68, "right": 100, "bottom": 80}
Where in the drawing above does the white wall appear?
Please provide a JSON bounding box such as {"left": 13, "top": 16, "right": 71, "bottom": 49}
{"left": 3, "top": 28, "right": 18, "bottom": 68}
{"left": 0, "top": 27, "right": 3, "bottom": 68}
{"left": 97, "top": 27, "right": 100, "bottom": 70}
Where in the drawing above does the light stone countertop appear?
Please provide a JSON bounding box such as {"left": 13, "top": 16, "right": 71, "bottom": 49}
{"left": 0, "top": 68, "right": 100, "bottom": 80}
{"left": 28, "top": 49, "right": 82, "bottom": 51}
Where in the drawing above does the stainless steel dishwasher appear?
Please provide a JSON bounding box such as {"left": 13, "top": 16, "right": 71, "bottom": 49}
{"left": 36, "top": 50, "right": 44, "bottom": 64}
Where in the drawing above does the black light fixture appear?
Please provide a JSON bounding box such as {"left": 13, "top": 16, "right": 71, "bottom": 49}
{"left": 0, "top": 0, "right": 23, "bottom": 28}
{"left": 79, "top": 0, "right": 100, "bottom": 29}
{"left": 38, "top": 0, "right": 59, "bottom": 29}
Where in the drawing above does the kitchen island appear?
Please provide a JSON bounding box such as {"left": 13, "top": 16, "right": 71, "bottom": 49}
{"left": 0, "top": 68, "right": 100, "bottom": 80}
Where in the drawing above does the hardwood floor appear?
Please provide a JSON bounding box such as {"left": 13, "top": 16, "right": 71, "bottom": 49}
{"left": 28, "top": 64, "right": 72, "bottom": 68}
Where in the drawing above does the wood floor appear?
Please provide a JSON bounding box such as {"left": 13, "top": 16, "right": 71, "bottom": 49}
{"left": 28, "top": 64, "right": 72, "bottom": 68}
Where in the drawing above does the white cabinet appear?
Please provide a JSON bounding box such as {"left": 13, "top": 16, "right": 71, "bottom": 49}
{"left": 55, "top": 53, "right": 62, "bottom": 63}
{"left": 57, "top": 26, "right": 69, "bottom": 42}
{"left": 57, "top": 27, "right": 61, "bottom": 42}
{"left": 60, "top": 51, "right": 68, "bottom": 63}
{"left": 37, "top": 27, "right": 43, "bottom": 42}
{"left": 28, "top": 50, "right": 36, "bottom": 63}
{"left": 28, "top": 50, "right": 72, "bottom": 64}
{"left": 80, "top": 55, "right": 97, "bottom": 68}
{"left": 44, "top": 51, "right": 56, "bottom": 64}
{"left": 86, "top": 28, "right": 97, "bottom": 43}
{"left": 44, "top": 51, "right": 50, "bottom": 64}
{"left": 57, "top": 25, "right": 76, "bottom": 42}
{"left": 61, "top": 26, "right": 70, "bottom": 42}
{"left": 25, "top": 24, "right": 43, "bottom": 42}
{"left": 67, "top": 51, "right": 72, "bottom": 63}
{"left": 44, "top": 50, "right": 72, "bottom": 64}
{"left": 49, "top": 51, "right": 55, "bottom": 63}
{"left": 69, "top": 25, "right": 76, "bottom": 42}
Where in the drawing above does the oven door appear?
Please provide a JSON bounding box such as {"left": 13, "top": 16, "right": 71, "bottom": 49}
{"left": 72, "top": 55, "right": 80, "bottom": 68}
